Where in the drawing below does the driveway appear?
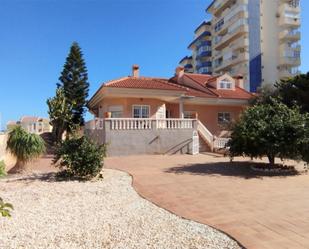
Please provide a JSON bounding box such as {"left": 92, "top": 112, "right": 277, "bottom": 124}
{"left": 105, "top": 154, "right": 309, "bottom": 249}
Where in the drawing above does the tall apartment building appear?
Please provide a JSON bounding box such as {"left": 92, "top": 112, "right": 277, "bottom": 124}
{"left": 179, "top": 0, "right": 301, "bottom": 92}
{"left": 179, "top": 21, "right": 212, "bottom": 75}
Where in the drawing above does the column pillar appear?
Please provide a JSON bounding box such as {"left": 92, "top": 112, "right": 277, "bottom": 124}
{"left": 179, "top": 98, "right": 184, "bottom": 119}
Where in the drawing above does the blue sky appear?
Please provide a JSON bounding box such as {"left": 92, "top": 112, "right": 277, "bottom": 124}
{"left": 0, "top": 0, "right": 308, "bottom": 130}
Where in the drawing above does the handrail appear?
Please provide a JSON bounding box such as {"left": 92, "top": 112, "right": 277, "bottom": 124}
{"left": 197, "top": 120, "right": 214, "bottom": 151}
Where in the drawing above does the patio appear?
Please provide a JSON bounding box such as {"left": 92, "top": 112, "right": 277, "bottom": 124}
{"left": 105, "top": 154, "right": 309, "bottom": 249}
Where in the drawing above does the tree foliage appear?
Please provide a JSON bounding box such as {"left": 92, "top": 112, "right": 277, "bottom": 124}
{"left": 57, "top": 42, "right": 89, "bottom": 128}
{"left": 7, "top": 126, "right": 46, "bottom": 173}
{"left": 228, "top": 99, "right": 309, "bottom": 165}
{"left": 47, "top": 87, "right": 74, "bottom": 142}
{"left": 276, "top": 72, "right": 309, "bottom": 114}
{"left": 0, "top": 197, "right": 13, "bottom": 218}
{"left": 53, "top": 136, "right": 106, "bottom": 179}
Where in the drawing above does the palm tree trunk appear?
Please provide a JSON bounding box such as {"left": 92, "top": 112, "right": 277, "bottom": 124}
{"left": 8, "top": 160, "right": 26, "bottom": 174}
{"left": 267, "top": 155, "right": 275, "bottom": 167}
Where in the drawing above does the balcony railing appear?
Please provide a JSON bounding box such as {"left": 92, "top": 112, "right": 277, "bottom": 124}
{"left": 85, "top": 118, "right": 196, "bottom": 131}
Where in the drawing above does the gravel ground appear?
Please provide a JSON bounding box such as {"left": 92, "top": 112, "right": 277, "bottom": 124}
{"left": 0, "top": 169, "right": 240, "bottom": 249}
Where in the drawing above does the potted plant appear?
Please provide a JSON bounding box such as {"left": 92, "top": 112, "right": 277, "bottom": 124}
{"left": 105, "top": 112, "right": 112, "bottom": 118}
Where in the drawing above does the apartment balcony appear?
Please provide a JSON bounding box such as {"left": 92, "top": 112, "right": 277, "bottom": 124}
{"left": 210, "top": 0, "right": 248, "bottom": 17}
{"left": 279, "top": 69, "right": 301, "bottom": 79}
{"left": 280, "top": 44, "right": 301, "bottom": 54}
{"left": 279, "top": 56, "right": 301, "bottom": 66}
{"left": 213, "top": 37, "right": 249, "bottom": 61}
{"left": 279, "top": 2, "right": 301, "bottom": 14}
{"left": 196, "top": 51, "right": 212, "bottom": 59}
{"left": 214, "top": 5, "right": 248, "bottom": 36}
{"left": 214, "top": 22, "right": 249, "bottom": 50}
{"left": 196, "top": 61, "right": 212, "bottom": 71}
{"left": 279, "top": 29, "right": 300, "bottom": 42}
{"left": 279, "top": 14, "right": 300, "bottom": 27}
{"left": 214, "top": 52, "right": 249, "bottom": 72}
{"left": 197, "top": 67, "right": 212, "bottom": 75}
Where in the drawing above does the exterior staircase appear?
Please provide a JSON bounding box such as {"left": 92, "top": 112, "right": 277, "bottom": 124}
{"left": 197, "top": 120, "right": 214, "bottom": 152}
{"left": 197, "top": 120, "right": 230, "bottom": 152}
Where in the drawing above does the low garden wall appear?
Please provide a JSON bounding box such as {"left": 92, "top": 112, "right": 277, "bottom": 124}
{"left": 85, "top": 120, "right": 198, "bottom": 156}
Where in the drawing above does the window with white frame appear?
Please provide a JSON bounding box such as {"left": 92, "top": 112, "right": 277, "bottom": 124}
{"left": 218, "top": 112, "right": 231, "bottom": 124}
{"left": 133, "top": 105, "right": 150, "bottom": 118}
{"left": 219, "top": 79, "right": 232, "bottom": 89}
{"left": 108, "top": 105, "right": 123, "bottom": 118}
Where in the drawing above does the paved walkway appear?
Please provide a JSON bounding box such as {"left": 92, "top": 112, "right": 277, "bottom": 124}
{"left": 105, "top": 154, "right": 309, "bottom": 249}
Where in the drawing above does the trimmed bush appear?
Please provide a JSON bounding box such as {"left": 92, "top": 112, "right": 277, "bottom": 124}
{"left": 54, "top": 136, "right": 106, "bottom": 179}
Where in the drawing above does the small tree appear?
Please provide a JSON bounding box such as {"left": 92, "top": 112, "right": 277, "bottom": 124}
{"left": 7, "top": 127, "right": 46, "bottom": 173}
{"left": 53, "top": 136, "right": 106, "bottom": 179}
{"left": 47, "top": 87, "right": 74, "bottom": 143}
{"left": 228, "top": 99, "right": 309, "bottom": 165}
{"left": 58, "top": 42, "right": 89, "bottom": 129}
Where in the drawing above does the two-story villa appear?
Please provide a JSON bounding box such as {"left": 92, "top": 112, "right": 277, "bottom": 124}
{"left": 86, "top": 65, "right": 253, "bottom": 156}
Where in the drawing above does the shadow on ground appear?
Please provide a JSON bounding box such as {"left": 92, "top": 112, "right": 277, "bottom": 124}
{"left": 165, "top": 161, "right": 300, "bottom": 179}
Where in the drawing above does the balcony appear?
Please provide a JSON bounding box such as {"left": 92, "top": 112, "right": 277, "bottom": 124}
{"left": 279, "top": 29, "right": 300, "bottom": 42}
{"left": 196, "top": 51, "right": 212, "bottom": 59}
{"left": 209, "top": 0, "right": 241, "bottom": 16}
{"left": 279, "top": 13, "right": 300, "bottom": 27}
{"left": 279, "top": 56, "right": 301, "bottom": 66}
{"left": 214, "top": 20, "right": 249, "bottom": 50}
{"left": 196, "top": 61, "right": 212, "bottom": 71}
{"left": 214, "top": 52, "right": 249, "bottom": 72}
{"left": 279, "top": 69, "right": 301, "bottom": 79}
{"left": 214, "top": 5, "right": 248, "bottom": 35}
{"left": 198, "top": 67, "right": 212, "bottom": 74}
{"left": 279, "top": 2, "right": 301, "bottom": 14}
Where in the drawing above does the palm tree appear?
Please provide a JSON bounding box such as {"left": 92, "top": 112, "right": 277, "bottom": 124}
{"left": 7, "top": 126, "right": 45, "bottom": 173}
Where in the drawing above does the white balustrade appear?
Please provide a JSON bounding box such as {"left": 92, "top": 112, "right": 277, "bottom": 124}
{"left": 214, "top": 137, "right": 230, "bottom": 149}
{"left": 86, "top": 118, "right": 195, "bottom": 131}
{"left": 109, "top": 118, "right": 152, "bottom": 130}
{"left": 156, "top": 119, "right": 194, "bottom": 129}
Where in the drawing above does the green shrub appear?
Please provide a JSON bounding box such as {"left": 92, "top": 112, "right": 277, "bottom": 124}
{"left": 0, "top": 160, "right": 6, "bottom": 177}
{"left": 0, "top": 197, "right": 13, "bottom": 217}
{"left": 54, "top": 136, "right": 106, "bottom": 179}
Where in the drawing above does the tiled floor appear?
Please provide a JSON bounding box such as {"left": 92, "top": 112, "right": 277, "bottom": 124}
{"left": 106, "top": 154, "right": 309, "bottom": 249}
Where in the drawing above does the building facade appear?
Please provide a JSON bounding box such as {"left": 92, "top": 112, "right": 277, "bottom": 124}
{"left": 86, "top": 65, "right": 253, "bottom": 156}
{"left": 6, "top": 116, "right": 52, "bottom": 134}
{"left": 179, "top": 21, "right": 213, "bottom": 75}
{"left": 180, "top": 0, "right": 301, "bottom": 92}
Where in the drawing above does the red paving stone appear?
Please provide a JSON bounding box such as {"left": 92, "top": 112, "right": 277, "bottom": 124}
{"left": 105, "top": 154, "right": 309, "bottom": 249}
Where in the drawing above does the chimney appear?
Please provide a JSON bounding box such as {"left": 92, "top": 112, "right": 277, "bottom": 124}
{"left": 175, "top": 66, "right": 185, "bottom": 83}
{"left": 175, "top": 66, "right": 185, "bottom": 76}
{"left": 235, "top": 74, "right": 244, "bottom": 89}
{"left": 132, "top": 64, "right": 139, "bottom": 78}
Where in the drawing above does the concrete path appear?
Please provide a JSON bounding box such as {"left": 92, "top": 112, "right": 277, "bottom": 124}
{"left": 105, "top": 154, "right": 309, "bottom": 249}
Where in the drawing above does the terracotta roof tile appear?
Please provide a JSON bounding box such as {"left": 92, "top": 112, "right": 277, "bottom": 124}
{"left": 105, "top": 77, "right": 185, "bottom": 91}
{"left": 99, "top": 73, "right": 253, "bottom": 100}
